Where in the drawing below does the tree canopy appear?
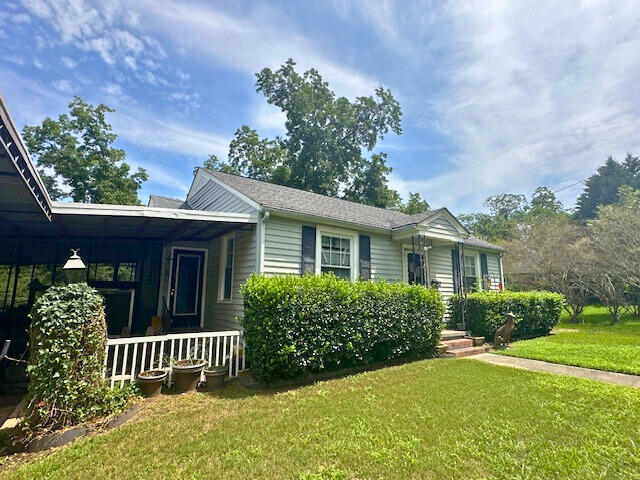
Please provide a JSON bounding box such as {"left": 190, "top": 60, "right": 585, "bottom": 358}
{"left": 22, "top": 97, "right": 147, "bottom": 205}
{"left": 208, "top": 59, "right": 426, "bottom": 210}
{"left": 576, "top": 154, "right": 640, "bottom": 219}
{"left": 459, "top": 188, "right": 566, "bottom": 242}
{"left": 397, "top": 192, "right": 431, "bottom": 214}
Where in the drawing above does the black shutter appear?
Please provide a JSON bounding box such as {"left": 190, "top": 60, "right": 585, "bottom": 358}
{"left": 451, "top": 248, "right": 461, "bottom": 294}
{"left": 480, "top": 253, "right": 488, "bottom": 276}
{"left": 301, "top": 225, "right": 316, "bottom": 274}
{"left": 359, "top": 234, "right": 371, "bottom": 280}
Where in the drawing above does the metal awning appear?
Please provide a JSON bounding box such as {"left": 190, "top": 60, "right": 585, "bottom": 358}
{"left": 1, "top": 202, "right": 257, "bottom": 241}
{"left": 0, "top": 94, "right": 53, "bottom": 227}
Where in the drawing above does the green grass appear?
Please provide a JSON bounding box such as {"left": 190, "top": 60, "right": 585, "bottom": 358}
{"left": 497, "top": 305, "right": 640, "bottom": 375}
{"left": 3, "top": 359, "right": 640, "bottom": 480}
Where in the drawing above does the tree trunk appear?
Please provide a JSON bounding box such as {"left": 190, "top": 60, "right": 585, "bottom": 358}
{"left": 566, "top": 305, "right": 584, "bottom": 324}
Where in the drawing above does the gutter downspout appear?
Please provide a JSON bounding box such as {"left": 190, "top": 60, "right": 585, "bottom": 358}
{"left": 255, "top": 210, "right": 269, "bottom": 275}
{"left": 498, "top": 252, "right": 505, "bottom": 291}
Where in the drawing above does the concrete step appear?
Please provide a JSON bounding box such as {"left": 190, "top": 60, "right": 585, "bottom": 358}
{"left": 441, "top": 338, "right": 474, "bottom": 350}
{"left": 445, "top": 346, "right": 487, "bottom": 358}
{"left": 441, "top": 329, "right": 468, "bottom": 340}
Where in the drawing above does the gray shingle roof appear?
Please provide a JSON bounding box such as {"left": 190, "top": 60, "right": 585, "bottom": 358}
{"left": 148, "top": 195, "right": 190, "bottom": 209}
{"left": 465, "top": 236, "right": 505, "bottom": 251}
{"left": 201, "top": 169, "right": 503, "bottom": 251}
{"left": 205, "top": 169, "right": 435, "bottom": 230}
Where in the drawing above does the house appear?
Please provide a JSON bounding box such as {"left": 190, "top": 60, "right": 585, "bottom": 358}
{"left": 0, "top": 94, "right": 503, "bottom": 373}
{"left": 169, "top": 168, "right": 505, "bottom": 332}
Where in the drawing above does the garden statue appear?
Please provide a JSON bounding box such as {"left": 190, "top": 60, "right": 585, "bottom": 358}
{"left": 494, "top": 312, "right": 517, "bottom": 349}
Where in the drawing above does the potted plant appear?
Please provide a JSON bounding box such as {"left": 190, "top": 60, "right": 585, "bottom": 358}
{"left": 171, "top": 359, "right": 206, "bottom": 393}
{"left": 203, "top": 364, "right": 227, "bottom": 391}
{"left": 137, "top": 369, "right": 167, "bottom": 397}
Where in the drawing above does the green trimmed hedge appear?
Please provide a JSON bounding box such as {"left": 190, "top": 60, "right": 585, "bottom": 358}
{"left": 449, "top": 290, "right": 564, "bottom": 340}
{"left": 241, "top": 274, "right": 444, "bottom": 382}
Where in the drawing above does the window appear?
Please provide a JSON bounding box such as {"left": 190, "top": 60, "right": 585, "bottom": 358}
{"left": 117, "top": 262, "right": 137, "bottom": 282}
{"left": 88, "top": 263, "right": 115, "bottom": 282}
{"left": 218, "top": 235, "right": 235, "bottom": 301}
{"left": 464, "top": 254, "right": 479, "bottom": 292}
{"left": 320, "top": 235, "right": 351, "bottom": 279}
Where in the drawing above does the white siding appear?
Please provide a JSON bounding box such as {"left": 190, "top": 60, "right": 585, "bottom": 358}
{"left": 424, "top": 216, "right": 459, "bottom": 239}
{"left": 204, "top": 228, "right": 257, "bottom": 331}
{"left": 370, "top": 234, "right": 403, "bottom": 282}
{"left": 429, "top": 245, "right": 455, "bottom": 300}
{"left": 187, "top": 178, "right": 256, "bottom": 214}
{"left": 262, "top": 217, "right": 404, "bottom": 282}
{"left": 263, "top": 217, "right": 303, "bottom": 275}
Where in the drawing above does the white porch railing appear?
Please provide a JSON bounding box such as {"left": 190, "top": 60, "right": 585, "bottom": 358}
{"left": 104, "top": 330, "right": 245, "bottom": 389}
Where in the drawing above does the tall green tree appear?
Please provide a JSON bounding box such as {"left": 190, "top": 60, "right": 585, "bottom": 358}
{"left": 528, "top": 186, "right": 563, "bottom": 216}
{"left": 343, "top": 153, "right": 401, "bottom": 209}
{"left": 22, "top": 97, "right": 147, "bottom": 205}
{"left": 217, "top": 59, "right": 402, "bottom": 208}
{"left": 576, "top": 154, "right": 640, "bottom": 219}
{"left": 398, "top": 192, "right": 430, "bottom": 214}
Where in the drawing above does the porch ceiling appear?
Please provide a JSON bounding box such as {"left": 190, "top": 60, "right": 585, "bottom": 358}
{"left": 0, "top": 95, "right": 53, "bottom": 228}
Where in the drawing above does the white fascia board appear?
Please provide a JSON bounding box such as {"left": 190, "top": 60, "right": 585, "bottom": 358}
{"left": 51, "top": 202, "right": 258, "bottom": 223}
{"left": 198, "top": 169, "right": 262, "bottom": 211}
{"left": 392, "top": 227, "right": 465, "bottom": 243}
{"left": 265, "top": 208, "right": 391, "bottom": 235}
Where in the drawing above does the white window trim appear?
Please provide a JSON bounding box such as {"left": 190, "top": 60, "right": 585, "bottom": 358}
{"left": 463, "top": 251, "right": 482, "bottom": 290}
{"left": 315, "top": 226, "right": 359, "bottom": 281}
{"left": 218, "top": 232, "right": 236, "bottom": 303}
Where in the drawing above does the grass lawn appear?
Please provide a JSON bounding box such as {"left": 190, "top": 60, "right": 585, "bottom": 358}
{"left": 3, "top": 359, "right": 640, "bottom": 480}
{"left": 497, "top": 305, "right": 640, "bottom": 375}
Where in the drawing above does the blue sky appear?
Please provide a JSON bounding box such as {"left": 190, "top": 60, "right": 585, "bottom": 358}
{"left": 1, "top": 0, "right": 639, "bottom": 213}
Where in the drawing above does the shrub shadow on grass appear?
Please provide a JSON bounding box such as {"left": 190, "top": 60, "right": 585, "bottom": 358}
{"left": 200, "top": 353, "right": 440, "bottom": 401}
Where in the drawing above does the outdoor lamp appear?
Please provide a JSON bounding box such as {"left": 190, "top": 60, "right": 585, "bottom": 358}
{"left": 62, "top": 249, "right": 87, "bottom": 284}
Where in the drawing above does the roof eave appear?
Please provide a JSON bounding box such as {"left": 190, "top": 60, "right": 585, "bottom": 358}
{"left": 264, "top": 207, "right": 392, "bottom": 234}
{"left": 0, "top": 94, "right": 53, "bottom": 221}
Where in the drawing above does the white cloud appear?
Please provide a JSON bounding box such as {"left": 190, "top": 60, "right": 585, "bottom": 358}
{"left": 60, "top": 56, "right": 77, "bottom": 68}
{"left": 22, "top": 0, "right": 166, "bottom": 78}
{"left": 111, "top": 109, "right": 230, "bottom": 160}
{"left": 52, "top": 79, "right": 72, "bottom": 93}
{"left": 101, "top": 82, "right": 122, "bottom": 96}
{"left": 400, "top": 0, "right": 640, "bottom": 212}
{"left": 128, "top": 159, "right": 191, "bottom": 193}
{"left": 2, "top": 54, "right": 25, "bottom": 65}
{"left": 131, "top": 0, "right": 379, "bottom": 99}
{"left": 252, "top": 102, "right": 286, "bottom": 133}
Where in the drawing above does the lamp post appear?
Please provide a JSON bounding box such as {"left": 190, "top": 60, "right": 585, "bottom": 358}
{"left": 62, "top": 249, "right": 87, "bottom": 284}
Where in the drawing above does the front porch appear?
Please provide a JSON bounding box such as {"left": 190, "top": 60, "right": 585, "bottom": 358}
{"left": 0, "top": 203, "right": 257, "bottom": 388}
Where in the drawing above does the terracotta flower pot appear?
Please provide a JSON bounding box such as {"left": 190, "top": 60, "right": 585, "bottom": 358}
{"left": 203, "top": 365, "right": 227, "bottom": 391}
{"left": 137, "top": 369, "right": 167, "bottom": 397}
{"left": 172, "top": 359, "right": 206, "bottom": 393}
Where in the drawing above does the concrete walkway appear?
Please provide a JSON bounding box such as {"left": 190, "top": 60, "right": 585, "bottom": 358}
{"left": 471, "top": 353, "right": 640, "bottom": 389}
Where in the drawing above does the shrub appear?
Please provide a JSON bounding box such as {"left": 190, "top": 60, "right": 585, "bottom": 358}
{"left": 449, "top": 290, "right": 564, "bottom": 340}
{"left": 25, "top": 283, "right": 132, "bottom": 434}
{"left": 241, "top": 274, "right": 444, "bottom": 382}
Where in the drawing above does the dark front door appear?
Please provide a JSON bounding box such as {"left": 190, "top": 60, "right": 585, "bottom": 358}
{"left": 169, "top": 249, "right": 205, "bottom": 329}
{"left": 407, "top": 252, "right": 426, "bottom": 286}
